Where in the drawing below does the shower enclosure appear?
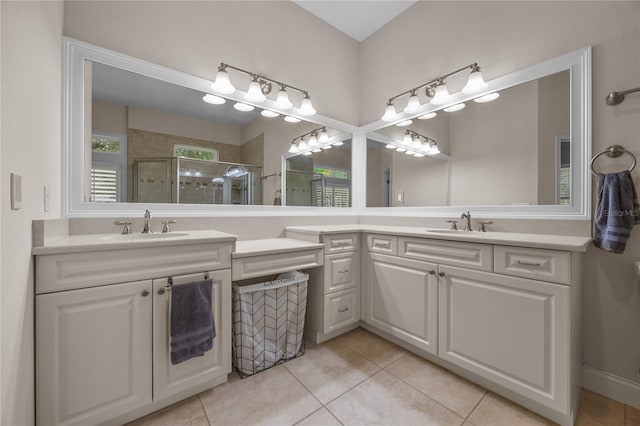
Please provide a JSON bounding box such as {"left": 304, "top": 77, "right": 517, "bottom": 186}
{"left": 133, "top": 157, "right": 263, "bottom": 205}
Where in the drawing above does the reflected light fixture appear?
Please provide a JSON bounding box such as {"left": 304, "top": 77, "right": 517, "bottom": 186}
{"left": 288, "top": 142, "right": 299, "bottom": 153}
{"left": 212, "top": 62, "right": 316, "bottom": 114}
{"left": 332, "top": 141, "right": 344, "bottom": 146}
{"left": 402, "top": 132, "right": 413, "bottom": 146}
{"left": 319, "top": 128, "right": 329, "bottom": 143}
{"left": 385, "top": 144, "right": 396, "bottom": 149}
{"left": 302, "top": 151, "right": 312, "bottom": 156}
{"left": 233, "top": 102, "right": 254, "bottom": 112}
{"left": 321, "top": 144, "right": 332, "bottom": 150}
{"left": 312, "top": 148, "right": 322, "bottom": 153}
{"left": 261, "top": 110, "right": 280, "bottom": 118}
{"left": 414, "top": 153, "right": 425, "bottom": 158}
{"left": 223, "top": 164, "right": 249, "bottom": 178}
{"left": 202, "top": 94, "right": 226, "bottom": 105}
{"left": 308, "top": 133, "right": 318, "bottom": 147}
{"left": 418, "top": 112, "right": 437, "bottom": 120}
{"left": 284, "top": 116, "right": 301, "bottom": 123}
{"left": 289, "top": 127, "right": 332, "bottom": 154}
{"left": 385, "top": 129, "right": 439, "bottom": 157}
{"left": 381, "top": 62, "right": 488, "bottom": 119}
{"left": 211, "top": 65, "right": 236, "bottom": 94}
{"left": 396, "top": 119, "right": 413, "bottom": 127}
{"left": 474, "top": 92, "right": 500, "bottom": 103}
{"left": 443, "top": 103, "right": 466, "bottom": 112}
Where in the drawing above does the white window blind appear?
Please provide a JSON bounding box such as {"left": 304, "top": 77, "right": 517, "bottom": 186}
{"left": 91, "top": 166, "right": 118, "bottom": 203}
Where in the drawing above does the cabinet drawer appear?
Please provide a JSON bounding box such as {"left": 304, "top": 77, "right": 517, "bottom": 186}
{"left": 36, "top": 242, "right": 232, "bottom": 294}
{"left": 324, "top": 233, "right": 359, "bottom": 253}
{"left": 232, "top": 248, "right": 323, "bottom": 280}
{"left": 398, "top": 237, "right": 492, "bottom": 272}
{"left": 367, "top": 234, "right": 398, "bottom": 255}
{"left": 494, "top": 246, "right": 570, "bottom": 285}
{"left": 324, "top": 252, "right": 360, "bottom": 294}
{"left": 324, "top": 287, "right": 360, "bottom": 333}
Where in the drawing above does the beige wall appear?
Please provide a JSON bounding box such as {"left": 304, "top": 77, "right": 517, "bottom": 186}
{"left": 63, "top": 1, "right": 360, "bottom": 125}
{"left": 361, "top": 1, "right": 640, "bottom": 390}
{"left": 92, "top": 99, "right": 127, "bottom": 135}
{"left": 1, "top": 2, "right": 64, "bottom": 425}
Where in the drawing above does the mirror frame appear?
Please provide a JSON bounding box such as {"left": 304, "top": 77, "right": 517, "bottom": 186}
{"left": 63, "top": 37, "right": 590, "bottom": 219}
{"left": 358, "top": 47, "right": 592, "bottom": 219}
{"left": 62, "top": 37, "right": 359, "bottom": 217}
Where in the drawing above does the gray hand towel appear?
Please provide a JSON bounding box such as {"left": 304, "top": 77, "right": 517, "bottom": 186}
{"left": 593, "top": 171, "right": 640, "bottom": 254}
{"left": 170, "top": 279, "right": 216, "bottom": 365}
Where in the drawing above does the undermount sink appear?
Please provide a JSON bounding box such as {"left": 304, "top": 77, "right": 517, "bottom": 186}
{"left": 100, "top": 232, "right": 189, "bottom": 240}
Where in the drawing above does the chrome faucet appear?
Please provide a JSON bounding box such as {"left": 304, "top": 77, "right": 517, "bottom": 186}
{"left": 461, "top": 211, "right": 472, "bottom": 231}
{"left": 142, "top": 209, "right": 152, "bottom": 234}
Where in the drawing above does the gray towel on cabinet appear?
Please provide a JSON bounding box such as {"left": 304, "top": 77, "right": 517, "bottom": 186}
{"left": 170, "top": 279, "right": 216, "bottom": 365}
{"left": 593, "top": 171, "right": 640, "bottom": 254}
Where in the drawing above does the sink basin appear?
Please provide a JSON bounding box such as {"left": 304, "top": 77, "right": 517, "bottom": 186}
{"left": 100, "top": 232, "right": 189, "bottom": 241}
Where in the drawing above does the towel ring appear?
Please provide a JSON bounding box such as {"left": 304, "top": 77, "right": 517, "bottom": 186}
{"left": 590, "top": 145, "right": 636, "bottom": 175}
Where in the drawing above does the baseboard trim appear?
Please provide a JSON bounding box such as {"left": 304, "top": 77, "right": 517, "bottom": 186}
{"left": 583, "top": 366, "right": 640, "bottom": 410}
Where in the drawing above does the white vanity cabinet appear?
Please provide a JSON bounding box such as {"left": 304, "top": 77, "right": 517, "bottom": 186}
{"left": 35, "top": 238, "right": 234, "bottom": 426}
{"left": 286, "top": 231, "right": 361, "bottom": 343}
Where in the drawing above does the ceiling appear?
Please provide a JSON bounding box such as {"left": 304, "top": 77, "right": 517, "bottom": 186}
{"left": 292, "top": 0, "right": 416, "bottom": 42}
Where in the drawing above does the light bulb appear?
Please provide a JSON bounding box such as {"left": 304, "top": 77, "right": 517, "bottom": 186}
{"left": 288, "top": 143, "right": 299, "bottom": 153}
{"left": 430, "top": 82, "right": 451, "bottom": 105}
{"left": 298, "top": 95, "right": 316, "bottom": 116}
{"left": 429, "top": 144, "right": 440, "bottom": 155}
{"left": 385, "top": 144, "right": 396, "bottom": 149}
{"left": 411, "top": 138, "right": 423, "bottom": 150}
{"left": 462, "top": 66, "right": 488, "bottom": 94}
{"left": 202, "top": 94, "right": 226, "bottom": 105}
{"left": 261, "top": 110, "right": 280, "bottom": 118}
{"left": 396, "top": 119, "right": 413, "bottom": 127}
{"left": 332, "top": 141, "right": 344, "bottom": 146}
{"left": 402, "top": 133, "right": 413, "bottom": 146}
{"left": 418, "top": 112, "right": 437, "bottom": 120}
{"left": 245, "top": 78, "right": 266, "bottom": 102}
{"left": 275, "top": 87, "right": 293, "bottom": 109}
{"left": 444, "top": 103, "right": 465, "bottom": 112}
{"left": 403, "top": 92, "right": 421, "bottom": 113}
{"left": 421, "top": 142, "right": 431, "bottom": 152}
{"left": 321, "top": 144, "right": 332, "bottom": 150}
{"left": 233, "top": 102, "right": 254, "bottom": 112}
{"left": 298, "top": 139, "right": 307, "bottom": 150}
{"left": 319, "top": 128, "right": 329, "bottom": 142}
{"left": 284, "top": 116, "right": 301, "bottom": 123}
{"left": 474, "top": 92, "right": 500, "bottom": 103}
{"left": 308, "top": 134, "right": 318, "bottom": 147}
{"left": 211, "top": 68, "right": 235, "bottom": 94}
{"left": 381, "top": 102, "right": 398, "bottom": 121}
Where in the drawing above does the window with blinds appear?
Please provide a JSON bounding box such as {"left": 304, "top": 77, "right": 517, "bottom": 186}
{"left": 313, "top": 166, "right": 351, "bottom": 207}
{"left": 91, "top": 166, "right": 118, "bottom": 203}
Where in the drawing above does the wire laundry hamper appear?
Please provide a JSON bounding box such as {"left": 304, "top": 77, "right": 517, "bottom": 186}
{"left": 232, "top": 271, "right": 308, "bottom": 377}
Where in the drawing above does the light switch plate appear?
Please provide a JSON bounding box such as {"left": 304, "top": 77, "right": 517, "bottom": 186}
{"left": 396, "top": 191, "right": 404, "bottom": 204}
{"left": 11, "top": 173, "right": 22, "bottom": 210}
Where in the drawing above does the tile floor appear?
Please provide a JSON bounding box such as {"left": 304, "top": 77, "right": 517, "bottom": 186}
{"left": 130, "top": 328, "right": 640, "bottom": 426}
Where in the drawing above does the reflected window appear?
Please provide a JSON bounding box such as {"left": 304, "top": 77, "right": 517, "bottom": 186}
{"left": 314, "top": 166, "right": 351, "bottom": 207}
{"left": 174, "top": 144, "right": 219, "bottom": 161}
{"left": 91, "top": 133, "right": 127, "bottom": 202}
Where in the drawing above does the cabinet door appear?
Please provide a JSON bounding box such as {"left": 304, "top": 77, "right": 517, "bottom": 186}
{"left": 324, "top": 287, "right": 360, "bottom": 333}
{"left": 153, "top": 270, "right": 231, "bottom": 401}
{"left": 438, "top": 265, "right": 569, "bottom": 413}
{"left": 36, "top": 280, "right": 152, "bottom": 426}
{"left": 324, "top": 251, "right": 360, "bottom": 293}
{"left": 366, "top": 253, "right": 438, "bottom": 355}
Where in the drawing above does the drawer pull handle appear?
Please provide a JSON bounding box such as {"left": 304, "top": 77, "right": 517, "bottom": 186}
{"left": 374, "top": 242, "right": 390, "bottom": 248}
{"left": 338, "top": 307, "right": 349, "bottom": 313}
{"left": 141, "top": 290, "right": 150, "bottom": 297}
{"left": 333, "top": 241, "right": 349, "bottom": 247}
{"left": 428, "top": 270, "right": 436, "bottom": 275}
{"left": 438, "top": 272, "right": 445, "bottom": 277}
{"left": 338, "top": 269, "right": 350, "bottom": 274}
{"left": 516, "top": 260, "right": 542, "bottom": 267}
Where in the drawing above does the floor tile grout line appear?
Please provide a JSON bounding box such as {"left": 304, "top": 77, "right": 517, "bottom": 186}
{"left": 197, "top": 394, "right": 213, "bottom": 426}
{"left": 462, "top": 390, "right": 488, "bottom": 424}
{"left": 331, "top": 330, "right": 408, "bottom": 368}
{"left": 315, "top": 365, "right": 384, "bottom": 407}
{"left": 381, "top": 361, "right": 483, "bottom": 422}
{"left": 281, "top": 362, "right": 327, "bottom": 410}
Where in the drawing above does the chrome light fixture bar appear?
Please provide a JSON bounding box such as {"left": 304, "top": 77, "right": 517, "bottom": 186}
{"left": 211, "top": 62, "right": 316, "bottom": 116}
{"left": 381, "top": 63, "right": 488, "bottom": 121}
{"left": 385, "top": 129, "right": 440, "bottom": 157}
{"left": 288, "top": 127, "right": 332, "bottom": 154}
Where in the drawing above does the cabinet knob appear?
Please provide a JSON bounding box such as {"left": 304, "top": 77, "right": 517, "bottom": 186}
{"left": 428, "top": 270, "right": 436, "bottom": 275}
{"left": 438, "top": 272, "right": 445, "bottom": 277}
{"left": 158, "top": 288, "right": 166, "bottom": 295}
{"left": 338, "top": 307, "right": 349, "bottom": 313}
{"left": 141, "top": 290, "right": 150, "bottom": 297}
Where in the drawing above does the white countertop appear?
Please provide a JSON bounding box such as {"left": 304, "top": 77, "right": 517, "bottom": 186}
{"left": 232, "top": 238, "right": 324, "bottom": 258}
{"left": 286, "top": 224, "right": 592, "bottom": 252}
{"left": 32, "top": 230, "right": 237, "bottom": 255}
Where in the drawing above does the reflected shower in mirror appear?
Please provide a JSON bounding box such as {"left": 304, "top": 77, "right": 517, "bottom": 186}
{"left": 285, "top": 133, "right": 352, "bottom": 207}
{"left": 88, "top": 61, "right": 333, "bottom": 206}
{"left": 367, "top": 69, "right": 570, "bottom": 207}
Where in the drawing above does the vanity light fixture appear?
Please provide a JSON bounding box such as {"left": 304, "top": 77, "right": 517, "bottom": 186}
{"left": 233, "top": 102, "right": 254, "bottom": 112}
{"left": 402, "top": 132, "right": 413, "bottom": 146}
{"left": 387, "top": 130, "right": 439, "bottom": 158}
{"left": 288, "top": 142, "right": 299, "bottom": 153}
{"left": 319, "top": 128, "right": 329, "bottom": 143}
{"left": 418, "top": 112, "right": 437, "bottom": 120}
{"left": 308, "top": 133, "right": 318, "bottom": 147}
{"left": 261, "top": 110, "right": 280, "bottom": 118}
{"left": 380, "top": 62, "right": 487, "bottom": 120}
{"left": 289, "top": 127, "right": 332, "bottom": 154}
{"left": 473, "top": 92, "right": 500, "bottom": 103}
{"left": 443, "top": 103, "right": 466, "bottom": 112}
{"left": 284, "top": 116, "right": 301, "bottom": 123}
{"left": 211, "top": 62, "right": 316, "bottom": 115}
{"left": 202, "top": 94, "right": 226, "bottom": 105}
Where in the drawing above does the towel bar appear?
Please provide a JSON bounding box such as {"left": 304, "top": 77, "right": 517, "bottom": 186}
{"left": 165, "top": 272, "right": 210, "bottom": 290}
{"left": 590, "top": 145, "right": 636, "bottom": 175}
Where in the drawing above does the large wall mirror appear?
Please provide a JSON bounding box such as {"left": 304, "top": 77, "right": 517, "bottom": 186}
{"left": 63, "top": 38, "right": 355, "bottom": 216}
{"left": 363, "top": 47, "right": 591, "bottom": 217}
